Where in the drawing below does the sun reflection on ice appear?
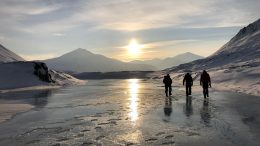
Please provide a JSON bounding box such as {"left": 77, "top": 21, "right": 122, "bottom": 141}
{"left": 128, "top": 79, "right": 140, "bottom": 122}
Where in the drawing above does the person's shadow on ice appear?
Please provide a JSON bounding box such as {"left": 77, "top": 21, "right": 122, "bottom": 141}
{"left": 184, "top": 96, "right": 193, "bottom": 117}
{"left": 200, "top": 98, "right": 211, "bottom": 125}
{"left": 164, "top": 97, "right": 172, "bottom": 117}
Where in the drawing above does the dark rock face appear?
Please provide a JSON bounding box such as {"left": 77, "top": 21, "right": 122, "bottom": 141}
{"left": 33, "top": 62, "right": 54, "bottom": 83}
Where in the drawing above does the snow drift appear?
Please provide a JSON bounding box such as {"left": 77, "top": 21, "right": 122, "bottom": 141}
{"left": 0, "top": 62, "right": 85, "bottom": 91}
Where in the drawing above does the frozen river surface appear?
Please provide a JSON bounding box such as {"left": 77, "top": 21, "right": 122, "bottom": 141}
{"left": 0, "top": 79, "right": 260, "bottom": 146}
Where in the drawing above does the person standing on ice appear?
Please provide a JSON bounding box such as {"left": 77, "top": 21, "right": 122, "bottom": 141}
{"left": 163, "top": 74, "right": 172, "bottom": 97}
{"left": 183, "top": 73, "right": 193, "bottom": 96}
{"left": 200, "top": 70, "right": 211, "bottom": 98}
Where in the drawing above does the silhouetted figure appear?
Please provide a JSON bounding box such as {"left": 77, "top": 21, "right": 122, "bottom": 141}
{"left": 200, "top": 70, "right": 211, "bottom": 98}
{"left": 163, "top": 74, "right": 172, "bottom": 97}
{"left": 164, "top": 97, "right": 172, "bottom": 116}
{"left": 183, "top": 73, "right": 193, "bottom": 96}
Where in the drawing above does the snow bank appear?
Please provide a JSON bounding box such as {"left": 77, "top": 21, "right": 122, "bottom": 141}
{"left": 149, "top": 59, "right": 260, "bottom": 96}
{"left": 154, "top": 61, "right": 260, "bottom": 96}
{"left": 0, "top": 62, "right": 85, "bottom": 92}
{"left": 49, "top": 69, "right": 86, "bottom": 86}
{"left": 209, "top": 62, "right": 260, "bottom": 96}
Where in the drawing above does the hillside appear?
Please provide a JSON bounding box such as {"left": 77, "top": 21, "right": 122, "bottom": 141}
{"left": 0, "top": 44, "right": 25, "bottom": 63}
{"left": 168, "top": 19, "right": 260, "bottom": 72}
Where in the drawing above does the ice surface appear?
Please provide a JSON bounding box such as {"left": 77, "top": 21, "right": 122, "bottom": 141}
{"left": 0, "top": 80, "right": 259, "bottom": 146}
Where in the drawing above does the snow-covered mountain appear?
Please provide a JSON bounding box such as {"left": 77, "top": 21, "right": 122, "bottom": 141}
{"left": 168, "top": 19, "right": 260, "bottom": 72}
{"left": 131, "top": 52, "right": 203, "bottom": 70}
{"left": 0, "top": 44, "right": 25, "bottom": 63}
{"left": 44, "top": 48, "right": 157, "bottom": 72}
{"left": 164, "top": 18, "right": 260, "bottom": 96}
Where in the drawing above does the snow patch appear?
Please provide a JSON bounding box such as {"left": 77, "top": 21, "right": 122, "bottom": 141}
{"left": 0, "top": 62, "right": 85, "bottom": 92}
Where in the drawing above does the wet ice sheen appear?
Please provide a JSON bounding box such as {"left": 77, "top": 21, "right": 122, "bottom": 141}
{"left": 0, "top": 79, "right": 259, "bottom": 146}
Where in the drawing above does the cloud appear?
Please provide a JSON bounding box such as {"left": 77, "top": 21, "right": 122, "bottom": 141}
{"left": 0, "top": 35, "right": 6, "bottom": 41}
{"left": 0, "top": 0, "right": 63, "bottom": 34}
{"left": 116, "top": 39, "right": 198, "bottom": 51}
{"left": 78, "top": 0, "right": 205, "bottom": 31}
{"left": 1, "top": 0, "right": 259, "bottom": 35}
{"left": 0, "top": 0, "right": 62, "bottom": 16}
{"left": 143, "top": 40, "right": 198, "bottom": 49}
{"left": 114, "top": 39, "right": 199, "bottom": 61}
{"left": 0, "top": 0, "right": 259, "bottom": 61}
{"left": 52, "top": 33, "right": 66, "bottom": 37}
{"left": 74, "top": 0, "right": 260, "bottom": 31}
{"left": 20, "top": 53, "right": 56, "bottom": 61}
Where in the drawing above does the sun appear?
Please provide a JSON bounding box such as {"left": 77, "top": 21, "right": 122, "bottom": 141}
{"left": 127, "top": 38, "right": 143, "bottom": 56}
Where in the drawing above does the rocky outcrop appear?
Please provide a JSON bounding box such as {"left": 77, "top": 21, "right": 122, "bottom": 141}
{"left": 33, "top": 62, "right": 54, "bottom": 83}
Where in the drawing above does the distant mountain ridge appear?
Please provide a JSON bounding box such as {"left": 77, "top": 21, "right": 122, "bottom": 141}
{"left": 0, "top": 44, "right": 25, "bottom": 63}
{"left": 44, "top": 48, "right": 157, "bottom": 72}
{"left": 131, "top": 52, "right": 203, "bottom": 70}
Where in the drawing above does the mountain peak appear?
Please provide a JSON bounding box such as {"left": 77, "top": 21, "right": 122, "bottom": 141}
{"left": 74, "top": 48, "right": 92, "bottom": 53}
{"left": 67, "top": 48, "right": 94, "bottom": 55}
{"left": 75, "top": 48, "right": 85, "bottom": 51}
{"left": 236, "top": 18, "right": 260, "bottom": 38}
{"left": 213, "top": 18, "right": 260, "bottom": 56}
{"left": 174, "top": 52, "right": 203, "bottom": 58}
{"left": 247, "top": 18, "right": 260, "bottom": 30}
{"left": 182, "top": 52, "right": 195, "bottom": 55}
{"left": 0, "top": 43, "right": 25, "bottom": 62}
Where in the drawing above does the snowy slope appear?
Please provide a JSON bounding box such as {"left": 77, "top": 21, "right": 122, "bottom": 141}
{"left": 167, "top": 19, "right": 260, "bottom": 72}
{"left": 131, "top": 52, "right": 203, "bottom": 70}
{"left": 44, "top": 48, "right": 157, "bottom": 72}
{"left": 0, "top": 62, "right": 85, "bottom": 90}
{"left": 0, "top": 44, "right": 25, "bottom": 63}
{"left": 207, "top": 64, "right": 260, "bottom": 96}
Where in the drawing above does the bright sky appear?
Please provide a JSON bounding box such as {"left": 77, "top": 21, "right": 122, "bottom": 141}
{"left": 0, "top": 0, "right": 259, "bottom": 61}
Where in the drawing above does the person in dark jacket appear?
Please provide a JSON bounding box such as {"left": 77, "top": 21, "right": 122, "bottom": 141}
{"left": 163, "top": 74, "right": 172, "bottom": 97}
{"left": 200, "top": 70, "right": 211, "bottom": 98}
{"left": 183, "top": 73, "right": 193, "bottom": 96}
